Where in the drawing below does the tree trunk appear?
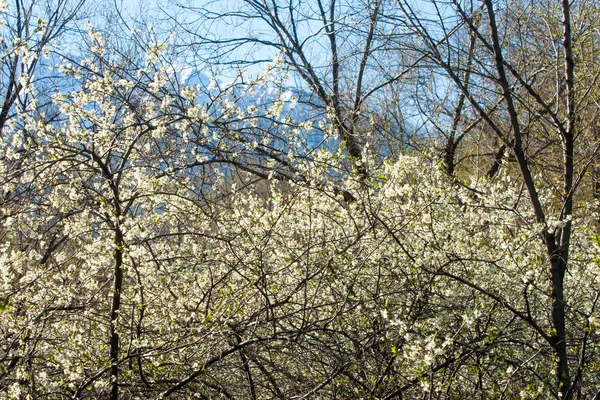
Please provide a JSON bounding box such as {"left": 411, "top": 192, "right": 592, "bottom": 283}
{"left": 110, "top": 226, "right": 124, "bottom": 400}
{"left": 546, "top": 235, "right": 571, "bottom": 399}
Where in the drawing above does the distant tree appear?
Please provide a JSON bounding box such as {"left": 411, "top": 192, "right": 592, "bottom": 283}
{"left": 167, "top": 0, "right": 431, "bottom": 169}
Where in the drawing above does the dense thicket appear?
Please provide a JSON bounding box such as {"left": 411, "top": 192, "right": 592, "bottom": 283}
{"left": 1, "top": 0, "right": 600, "bottom": 399}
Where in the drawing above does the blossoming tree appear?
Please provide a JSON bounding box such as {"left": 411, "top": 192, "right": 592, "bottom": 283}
{"left": 1, "top": 1, "right": 600, "bottom": 399}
